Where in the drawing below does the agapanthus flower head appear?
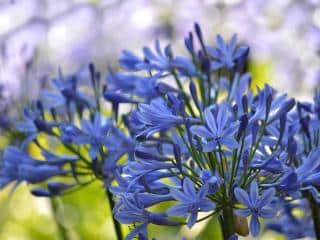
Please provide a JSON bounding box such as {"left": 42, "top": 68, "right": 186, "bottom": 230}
{"left": 2, "top": 22, "right": 320, "bottom": 240}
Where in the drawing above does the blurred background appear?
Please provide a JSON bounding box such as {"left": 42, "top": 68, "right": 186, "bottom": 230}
{"left": 0, "top": 0, "right": 319, "bottom": 239}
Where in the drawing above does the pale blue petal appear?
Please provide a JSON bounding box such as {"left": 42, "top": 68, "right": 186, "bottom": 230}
{"left": 250, "top": 216, "right": 261, "bottom": 237}
{"left": 235, "top": 208, "right": 251, "bottom": 217}
{"left": 258, "top": 188, "right": 275, "bottom": 208}
{"left": 234, "top": 188, "right": 251, "bottom": 207}
{"left": 167, "top": 204, "right": 189, "bottom": 216}
{"left": 187, "top": 212, "right": 198, "bottom": 228}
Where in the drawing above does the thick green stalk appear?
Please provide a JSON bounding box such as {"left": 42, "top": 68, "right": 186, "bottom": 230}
{"left": 307, "top": 193, "right": 320, "bottom": 240}
{"left": 106, "top": 191, "right": 123, "bottom": 240}
{"left": 219, "top": 206, "right": 235, "bottom": 239}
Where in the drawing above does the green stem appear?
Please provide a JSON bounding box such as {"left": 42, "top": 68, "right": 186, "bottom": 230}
{"left": 307, "top": 193, "right": 320, "bottom": 240}
{"left": 106, "top": 191, "right": 123, "bottom": 240}
{"left": 219, "top": 206, "right": 235, "bottom": 239}
{"left": 50, "top": 198, "right": 69, "bottom": 240}
{"left": 172, "top": 70, "right": 196, "bottom": 117}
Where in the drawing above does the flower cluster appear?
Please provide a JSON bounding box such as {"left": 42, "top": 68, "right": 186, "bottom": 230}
{"left": 1, "top": 23, "right": 320, "bottom": 240}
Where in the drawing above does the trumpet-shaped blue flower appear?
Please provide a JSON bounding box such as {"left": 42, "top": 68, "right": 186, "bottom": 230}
{"left": 135, "top": 98, "right": 185, "bottom": 137}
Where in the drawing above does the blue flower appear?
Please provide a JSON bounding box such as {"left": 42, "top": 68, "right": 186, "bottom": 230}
{"left": 102, "top": 128, "right": 135, "bottom": 187}
{"left": 80, "top": 114, "right": 112, "bottom": 158}
{"left": 106, "top": 71, "right": 161, "bottom": 100}
{"left": 228, "top": 73, "right": 252, "bottom": 105}
{"left": 15, "top": 105, "right": 56, "bottom": 149}
{"left": 59, "top": 123, "right": 83, "bottom": 144}
{"left": 200, "top": 170, "right": 223, "bottom": 194}
{"left": 124, "top": 160, "right": 174, "bottom": 191}
{"left": 167, "top": 178, "right": 215, "bottom": 228}
{"left": 118, "top": 40, "right": 174, "bottom": 73}
{"left": 0, "top": 147, "right": 67, "bottom": 189}
{"left": 267, "top": 200, "right": 315, "bottom": 239}
{"left": 171, "top": 56, "right": 197, "bottom": 77}
{"left": 41, "top": 74, "right": 93, "bottom": 109}
{"left": 250, "top": 151, "right": 286, "bottom": 174}
{"left": 119, "top": 39, "right": 196, "bottom": 77}
{"left": 118, "top": 50, "right": 146, "bottom": 71}
{"left": 62, "top": 112, "right": 112, "bottom": 159}
{"left": 271, "top": 148, "right": 320, "bottom": 194}
{"left": 103, "top": 90, "right": 138, "bottom": 120}
{"left": 110, "top": 169, "right": 171, "bottom": 196}
{"left": 207, "top": 34, "right": 249, "bottom": 70}
{"left": 135, "top": 98, "right": 185, "bottom": 138}
{"left": 142, "top": 40, "right": 172, "bottom": 71}
{"left": 191, "top": 104, "right": 238, "bottom": 151}
{"left": 114, "top": 193, "right": 178, "bottom": 240}
{"left": 234, "top": 180, "right": 276, "bottom": 236}
{"left": 41, "top": 151, "right": 79, "bottom": 165}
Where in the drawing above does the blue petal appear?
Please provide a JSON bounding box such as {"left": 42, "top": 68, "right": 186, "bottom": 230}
{"left": 204, "top": 108, "right": 218, "bottom": 134}
{"left": 250, "top": 180, "right": 259, "bottom": 206}
{"left": 167, "top": 203, "right": 189, "bottom": 217}
{"left": 183, "top": 178, "right": 196, "bottom": 197}
{"left": 170, "top": 189, "right": 189, "bottom": 202}
{"left": 221, "top": 137, "right": 238, "bottom": 150}
{"left": 250, "top": 216, "right": 261, "bottom": 237}
{"left": 15, "top": 121, "right": 37, "bottom": 133}
{"left": 234, "top": 187, "right": 251, "bottom": 207}
{"left": 258, "top": 188, "right": 275, "bottom": 208}
{"left": 198, "top": 200, "right": 215, "bottom": 211}
{"left": 125, "top": 223, "right": 148, "bottom": 240}
{"left": 235, "top": 208, "right": 251, "bottom": 217}
{"left": 187, "top": 212, "right": 198, "bottom": 228}
{"left": 202, "top": 141, "right": 217, "bottom": 152}
{"left": 115, "top": 212, "right": 144, "bottom": 224}
{"left": 190, "top": 126, "right": 213, "bottom": 138}
{"left": 259, "top": 208, "right": 275, "bottom": 218}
